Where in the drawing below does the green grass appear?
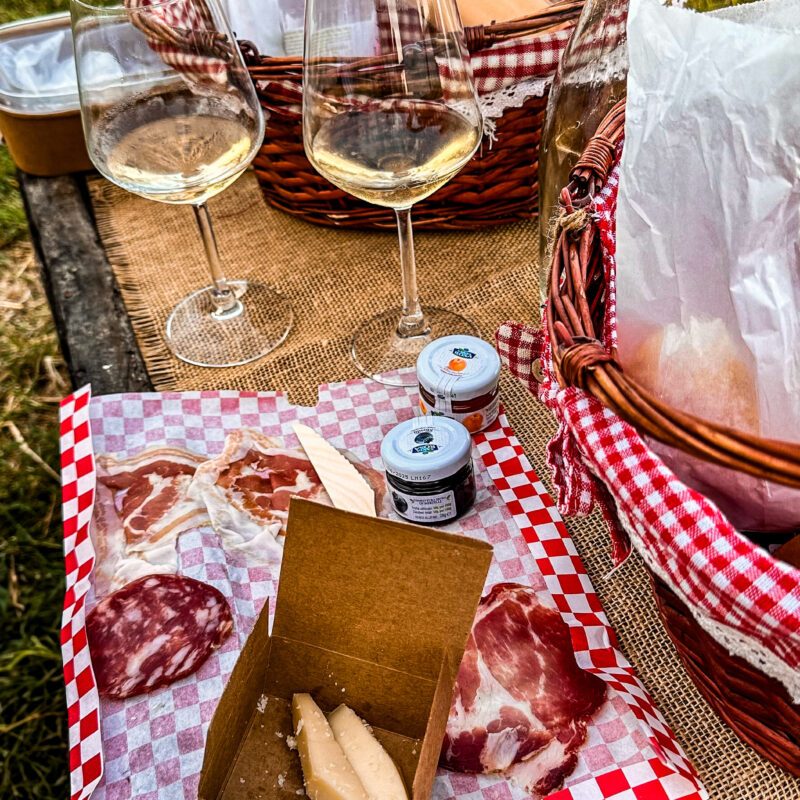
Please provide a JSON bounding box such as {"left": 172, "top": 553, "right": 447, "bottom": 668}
{"left": 1, "top": 3, "right": 71, "bottom": 799}
{"left": 0, "top": 0, "right": 68, "bottom": 26}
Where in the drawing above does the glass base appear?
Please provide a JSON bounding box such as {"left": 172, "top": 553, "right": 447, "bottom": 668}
{"left": 351, "top": 306, "right": 478, "bottom": 387}
{"left": 165, "top": 280, "right": 293, "bottom": 367}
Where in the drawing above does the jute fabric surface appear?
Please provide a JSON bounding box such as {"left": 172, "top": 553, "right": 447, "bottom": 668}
{"left": 90, "top": 172, "right": 800, "bottom": 799}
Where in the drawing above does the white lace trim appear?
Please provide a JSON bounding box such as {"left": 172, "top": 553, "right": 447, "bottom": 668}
{"left": 477, "top": 76, "right": 553, "bottom": 148}
{"left": 614, "top": 511, "right": 800, "bottom": 703}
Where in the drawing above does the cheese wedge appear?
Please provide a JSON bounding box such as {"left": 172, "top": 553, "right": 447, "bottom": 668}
{"left": 292, "top": 694, "right": 369, "bottom": 800}
{"left": 328, "top": 705, "right": 409, "bottom": 800}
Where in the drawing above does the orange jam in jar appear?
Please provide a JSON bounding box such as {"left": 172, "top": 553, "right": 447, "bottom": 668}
{"left": 416, "top": 335, "right": 501, "bottom": 434}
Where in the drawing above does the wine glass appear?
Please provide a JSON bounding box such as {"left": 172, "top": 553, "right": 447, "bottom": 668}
{"left": 70, "top": 0, "right": 293, "bottom": 367}
{"left": 303, "top": 0, "right": 483, "bottom": 386}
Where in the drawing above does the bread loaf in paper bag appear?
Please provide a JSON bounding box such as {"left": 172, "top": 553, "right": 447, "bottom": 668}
{"left": 615, "top": 0, "right": 800, "bottom": 531}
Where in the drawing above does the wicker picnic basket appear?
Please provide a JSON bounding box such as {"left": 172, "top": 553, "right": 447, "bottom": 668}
{"left": 241, "top": 2, "right": 583, "bottom": 230}
{"left": 546, "top": 99, "right": 800, "bottom": 774}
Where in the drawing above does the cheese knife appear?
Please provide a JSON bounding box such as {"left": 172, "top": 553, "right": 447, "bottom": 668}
{"left": 293, "top": 423, "right": 376, "bottom": 517}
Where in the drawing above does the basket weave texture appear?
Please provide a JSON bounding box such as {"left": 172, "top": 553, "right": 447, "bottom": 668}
{"left": 545, "top": 98, "right": 800, "bottom": 774}
{"left": 243, "top": 4, "right": 582, "bottom": 230}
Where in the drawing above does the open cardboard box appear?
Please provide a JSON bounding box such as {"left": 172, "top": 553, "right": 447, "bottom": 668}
{"left": 198, "top": 499, "right": 493, "bottom": 799}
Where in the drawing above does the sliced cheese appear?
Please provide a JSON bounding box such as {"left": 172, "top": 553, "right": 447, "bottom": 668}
{"left": 328, "top": 705, "right": 409, "bottom": 800}
{"left": 292, "top": 693, "right": 369, "bottom": 800}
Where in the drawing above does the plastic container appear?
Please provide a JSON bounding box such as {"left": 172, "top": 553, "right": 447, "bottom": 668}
{"left": 0, "top": 13, "right": 91, "bottom": 176}
{"left": 380, "top": 416, "right": 476, "bottom": 525}
{"left": 416, "top": 335, "right": 501, "bottom": 433}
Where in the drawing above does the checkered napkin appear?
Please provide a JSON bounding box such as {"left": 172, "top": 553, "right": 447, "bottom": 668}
{"left": 376, "top": 3, "right": 573, "bottom": 95}
{"left": 125, "top": 0, "right": 570, "bottom": 94}
{"left": 497, "top": 152, "right": 800, "bottom": 707}
{"left": 59, "top": 377, "right": 707, "bottom": 800}
{"left": 124, "top": 0, "right": 231, "bottom": 81}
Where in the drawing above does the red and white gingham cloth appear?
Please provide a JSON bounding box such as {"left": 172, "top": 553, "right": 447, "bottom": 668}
{"left": 498, "top": 149, "right": 800, "bottom": 704}
{"left": 59, "top": 378, "right": 706, "bottom": 800}
{"left": 125, "top": 0, "right": 570, "bottom": 96}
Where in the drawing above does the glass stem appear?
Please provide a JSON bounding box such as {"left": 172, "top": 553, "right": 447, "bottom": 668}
{"left": 193, "top": 203, "right": 241, "bottom": 317}
{"left": 395, "top": 206, "right": 429, "bottom": 338}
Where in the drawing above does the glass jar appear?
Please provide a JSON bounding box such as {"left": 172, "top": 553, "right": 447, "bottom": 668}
{"left": 381, "top": 416, "right": 476, "bottom": 525}
{"left": 416, "top": 335, "right": 501, "bottom": 433}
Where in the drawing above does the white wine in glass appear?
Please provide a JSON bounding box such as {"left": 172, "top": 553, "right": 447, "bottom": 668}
{"left": 303, "top": 0, "right": 483, "bottom": 386}
{"left": 71, "top": 0, "right": 293, "bottom": 367}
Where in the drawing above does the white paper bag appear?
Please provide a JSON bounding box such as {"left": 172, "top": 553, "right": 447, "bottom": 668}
{"left": 616, "top": 0, "right": 800, "bottom": 531}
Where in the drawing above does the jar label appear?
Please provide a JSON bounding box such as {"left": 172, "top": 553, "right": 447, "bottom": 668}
{"left": 434, "top": 345, "right": 486, "bottom": 378}
{"left": 400, "top": 423, "right": 452, "bottom": 457}
{"left": 389, "top": 487, "right": 457, "bottom": 524}
{"left": 420, "top": 392, "right": 500, "bottom": 434}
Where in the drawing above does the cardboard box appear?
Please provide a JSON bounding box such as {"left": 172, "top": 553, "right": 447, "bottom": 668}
{"left": 198, "top": 499, "right": 492, "bottom": 799}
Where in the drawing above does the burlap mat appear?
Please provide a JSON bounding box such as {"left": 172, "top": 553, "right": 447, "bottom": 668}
{"left": 90, "top": 173, "right": 800, "bottom": 799}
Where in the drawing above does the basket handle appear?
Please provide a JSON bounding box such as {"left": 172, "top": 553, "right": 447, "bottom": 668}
{"left": 464, "top": 0, "right": 582, "bottom": 50}
{"left": 546, "top": 99, "right": 800, "bottom": 490}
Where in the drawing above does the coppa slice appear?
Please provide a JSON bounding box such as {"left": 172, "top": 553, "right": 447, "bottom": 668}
{"left": 86, "top": 573, "right": 233, "bottom": 700}
{"left": 292, "top": 694, "right": 369, "bottom": 800}
{"left": 97, "top": 446, "right": 208, "bottom": 553}
{"left": 441, "top": 583, "right": 606, "bottom": 797}
{"left": 328, "top": 705, "right": 408, "bottom": 800}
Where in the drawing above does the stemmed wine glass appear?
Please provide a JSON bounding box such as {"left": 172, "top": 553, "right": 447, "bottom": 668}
{"left": 70, "top": 0, "right": 293, "bottom": 367}
{"left": 303, "top": 0, "right": 483, "bottom": 386}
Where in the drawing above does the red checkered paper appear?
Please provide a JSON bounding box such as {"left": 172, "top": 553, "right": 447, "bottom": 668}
{"left": 60, "top": 386, "right": 104, "bottom": 800}
{"left": 497, "top": 149, "right": 800, "bottom": 709}
{"left": 59, "top": 377, "right": 706, "bottom": 800}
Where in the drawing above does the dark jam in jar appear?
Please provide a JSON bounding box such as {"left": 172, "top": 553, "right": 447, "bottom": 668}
{"left": 380, "top": 416, "right": 476, "bottom": 525}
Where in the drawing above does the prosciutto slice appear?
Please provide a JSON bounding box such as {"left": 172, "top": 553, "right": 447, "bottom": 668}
{"left": 441, "top": 583, "right": 606, "bottom": 797}
{"left": 189, "top": 429, "right": 329, "bottom": 562}
{"left": 189, "top": 429, "right": 388, "bottom": 564}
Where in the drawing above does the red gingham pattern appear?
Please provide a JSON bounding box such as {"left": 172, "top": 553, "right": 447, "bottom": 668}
{"left": 497, "top": 147, "right": 800, "bottom": 704}
{"left": 60, "top": 378, "right": 705, "bottom": 800}
{"left": 132, "top": 0, "right": 571, "bottom": 105}
{"left": 126, "top": 0, "right": 230, "bottom": 81}
{"left": 60, "top": 386, "right": 104, "bottom": 800}
{"left": 470, "top": 28, "right": 573, "bottom": 94}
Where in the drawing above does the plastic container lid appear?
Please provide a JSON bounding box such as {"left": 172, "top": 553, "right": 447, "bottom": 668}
{"left": 0, "top": 14, "right": 79, "bottom": 115}
{"left": 381, "top": 416, "right": 472, "bottom": 484}
{"left": 416, "top": 335, "right": 501, "bottom": 401}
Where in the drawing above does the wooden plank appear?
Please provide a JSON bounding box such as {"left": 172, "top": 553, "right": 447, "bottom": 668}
{"left": 18, "top": 171, "right": 153, "bottom": 394}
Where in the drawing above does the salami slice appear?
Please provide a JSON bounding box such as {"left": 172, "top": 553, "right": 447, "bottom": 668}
{"left": 86, "top": 574, "right": 233, "bottom": 700}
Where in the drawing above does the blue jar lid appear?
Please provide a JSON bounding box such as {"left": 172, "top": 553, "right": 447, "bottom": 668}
{"left": 416, "top": 335, "right": 501, "bottom": 401}
{"left": 381, "top": 416, "right": 472, "bottom": 483}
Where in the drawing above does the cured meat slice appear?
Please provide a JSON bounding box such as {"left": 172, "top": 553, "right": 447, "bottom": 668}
{"left": 86, "top": 573, "right": 233, "bottom": 699}
{"left": 189, "top": 429, "right": 387, "bottom": 563}
{"left": 189, "top": 429, "right": 327, "bottom": 562}
{"left": 90, "top": 482, "right": 179, "bottom": 597}
{"left": 97, "top": 446, "right": 208, "bottom": 552}
{"left": 441, "top": 583, "right": 606, "bottom": 797}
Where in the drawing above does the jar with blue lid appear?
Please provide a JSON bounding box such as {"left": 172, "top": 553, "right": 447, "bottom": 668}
{"left": 416, "top": 335, "right": 501, "bottom": 433}
{"left": 380, "top": 416, "right": 477, "bottom": 525}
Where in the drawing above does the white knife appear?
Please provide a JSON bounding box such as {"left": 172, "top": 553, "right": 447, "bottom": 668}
{"left": 293, "top": 423, "right": 376, "bottom": 517}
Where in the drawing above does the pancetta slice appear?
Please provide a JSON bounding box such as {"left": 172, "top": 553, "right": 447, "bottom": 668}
{"left": 441, "top": 583, "right": 607, "bottom": 797}
{"left": 97, "top": 446, "right": 208, "bottom": 552}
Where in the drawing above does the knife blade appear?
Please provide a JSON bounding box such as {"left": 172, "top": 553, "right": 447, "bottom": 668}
{"left": 293, "top": 423, "right": 376, "bottom": 517}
